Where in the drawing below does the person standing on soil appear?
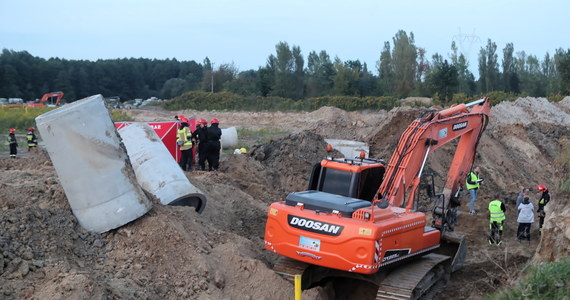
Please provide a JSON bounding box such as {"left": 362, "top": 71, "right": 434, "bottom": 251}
{"left": 537, "top": 184, "right": 550, "bottom": 232}
{"left": 466, "top": 166, "right": 484, "bottom": 214}
{"left": 192, "top": 119, "right": 208, "bottom": 171}
{"left": 177, "top": 117, "right": 193, "bottom": 171}
{"left": 516, "top": 187, "right": 531, "bottom": 208}
{"left": 517, "top": 196, "right": 534, "bottom": 242}
{"left": 488, "top": 195, "right": 506, "bottom": 246}
{"left": 7, "top": 128, "right": 18, "bottom": 158}
{"left": 26, "top": 127, "right": 38, "bottom": 151}
{"left": 206, "top": 118, "right": 222, "bottom": 171}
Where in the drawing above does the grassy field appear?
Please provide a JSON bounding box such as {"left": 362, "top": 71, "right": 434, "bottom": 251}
{"left": 1, "top": 108, "right": 133, "bottom": 154}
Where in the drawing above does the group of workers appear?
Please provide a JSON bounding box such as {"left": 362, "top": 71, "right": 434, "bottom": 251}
{"left": 465, "top": 166, "right": 551, "bottom": 246}
{"left": 6, "top": 127, "right": 37, "bottom": 158}
{"left": 175, "top": 115, "right": 222, "bottom": 172}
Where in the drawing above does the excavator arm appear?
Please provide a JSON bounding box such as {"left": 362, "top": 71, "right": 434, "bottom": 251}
{"left": 377, "top": 98, "right": 490, "bottom": 228}
{"left": 40, "top": 92, "right": 64, "bottom": 106}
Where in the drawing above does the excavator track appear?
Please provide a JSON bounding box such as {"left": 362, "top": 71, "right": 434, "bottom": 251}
{"left": 273, "top": 253, "right": 452, "bottom": 300}
{"left": 272, "top": 257, "right": 310, "bottom": 283}
{"left": 375, "top": 253, "right": 450, "bottom": 300}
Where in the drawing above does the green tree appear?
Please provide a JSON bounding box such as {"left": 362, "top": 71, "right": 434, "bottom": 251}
{"left": 478, "top": 39, "right": 500, "bottom": 93}
{"left": 377, "top": 41, "right": 394, "bottom": 95}
{"left": 556, "top": 49, "right": 570, "bottom": 94}
{"left": 306, "top": 50, "right": 334, "bottom": 97}
{"left": 161, "top": 78, "right": 186, "bottom": 99}
{"left": 331, "top": 58, "right": 360, "bottom": 96}
{"left": 224, "top": 70, "right": 259, "bottom": 96}
{"left": 426, "top": 55, "right": 458, "bottom": 103}
{"left": 502, "top": 43, "right": 519, "bottom": 93}
{"left": 266, "top": 42, "right": 305, "bottom": 99}
{"left": 542, "top": 52, "right": 557, "bottom": 94}
{"left": 450, "top": 41, "right": 476, "bottom": 95}
{"left": 391, "top": 30, "right": 417, "bottom": 97}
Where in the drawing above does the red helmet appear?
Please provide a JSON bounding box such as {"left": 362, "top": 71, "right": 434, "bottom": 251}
{"left": 537, "top": 185, "right": 547, "bottom": 192}
{"left": 9, "top": 128, "right": 15, "bottom": 133}
{"left": 211, "top": 118, "right": 219, "bottom": 124}
{"left": 28, "top": 127, "right": 35, "bottom": 132}
{"left": 200, "top": 118, "right": 207, "bottom": 125}
{"left": 180, "top": 116, "right": 189, "bottom": 124}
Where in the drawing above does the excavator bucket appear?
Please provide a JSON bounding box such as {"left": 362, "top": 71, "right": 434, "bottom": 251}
{"left": 436, "top": 231, "right": 467, "bottom": 272}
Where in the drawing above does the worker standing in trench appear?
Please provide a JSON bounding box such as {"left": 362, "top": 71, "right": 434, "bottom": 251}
{"left": 488, "top": 194, "right": 506, "bottom": 246}
{"left": 537, "top": 184, "right": 550, "bottom": 233}
{"left": 466, "top": 166, "right": 484, "bottom": 214}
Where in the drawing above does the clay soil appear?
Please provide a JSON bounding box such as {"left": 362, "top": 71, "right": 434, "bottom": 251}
{"left": 1, "top": 97, "right": 570, "bottom": 299}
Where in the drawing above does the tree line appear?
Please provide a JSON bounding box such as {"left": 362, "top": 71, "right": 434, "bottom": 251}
{"left": 1, "top": 30, "right": 569, "bottom": 104}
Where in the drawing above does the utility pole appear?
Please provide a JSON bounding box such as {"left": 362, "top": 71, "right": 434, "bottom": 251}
{"left": 211, "top": 63, "right": 215, "bottom": 93}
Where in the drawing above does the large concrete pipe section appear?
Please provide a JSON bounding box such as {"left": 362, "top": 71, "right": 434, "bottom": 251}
{"left": 118, "top": 123, "right": 207, "bottom": 213}
{"left": 35, "top": 95, "right": 152, "bottom": 233}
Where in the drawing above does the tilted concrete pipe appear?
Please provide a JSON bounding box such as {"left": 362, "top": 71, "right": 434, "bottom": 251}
{"left": 118, "top": 123, "right": 207, "bottom": 213}
{"left": 35, "top": 95, "right": 152, "bottom": 233}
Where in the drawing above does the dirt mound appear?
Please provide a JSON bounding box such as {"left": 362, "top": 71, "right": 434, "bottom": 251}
{"left": 368, "top": 106, "right": 424, "bottom": 159}
{"left": 0, "top": 149, "right": 323, "bottom": 299}
{"left": 490, "top": 97, "right": 570, "bottom": 127}
{"left": 249, "top": 130, "right": 340, "bottom": 194}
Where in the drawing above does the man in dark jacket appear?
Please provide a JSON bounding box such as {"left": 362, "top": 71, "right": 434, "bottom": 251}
{"left": 8, "top": 128, "right": 18, "bottom": 158}
{"left": 192, "top": 119, "right": 208, "bottom": 171}
{"left": 206, "top": 118, "right": 222, "bottom": 171}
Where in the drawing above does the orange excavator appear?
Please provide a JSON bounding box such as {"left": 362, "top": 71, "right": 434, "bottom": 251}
{"left": 264, "top": 98, "right": 490, "bottom": 299}
{"left": 27, "top": 92, "right": 64, "bottom": 107}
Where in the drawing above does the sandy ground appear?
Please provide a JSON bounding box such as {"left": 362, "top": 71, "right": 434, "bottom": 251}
{"left": 1, "top": 97, "right": 569, "bottom": 299}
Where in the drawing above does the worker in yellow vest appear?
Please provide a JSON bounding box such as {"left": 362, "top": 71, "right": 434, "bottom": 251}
{"left": 488, "top": 195, "right": 506, "bottom": 246}
{"left": 27, "top": 127, "right": 38, "bottom": 151}
{"left": 466, "top": 166, "right": 484, "bottom": 214}
{"left": 177, "top": 117, "right": 193, "bottom": 171}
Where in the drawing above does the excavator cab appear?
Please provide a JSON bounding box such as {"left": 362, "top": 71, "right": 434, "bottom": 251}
{"left": 307, "top": 158, "right": 386, "bottom": 201}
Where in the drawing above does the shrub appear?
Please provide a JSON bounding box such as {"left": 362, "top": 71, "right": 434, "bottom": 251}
{"left": 489, "top": 258, "right": 570, "bottom": 300}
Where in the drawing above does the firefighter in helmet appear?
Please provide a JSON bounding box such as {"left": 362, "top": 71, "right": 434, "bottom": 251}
{"left": 27, "top": 127, "right": 38, "bottom": 151}
{"left": 206, "top": 118, "right": 222, "bottom": 171}
{"left": 177, "top": 117, "right": 193, "bottom": 171}
{"left": 7, "top": 128, "right": 18, "bottom": 158}
{"left": 192, "top": 118, "right": 208, "bottom": 171}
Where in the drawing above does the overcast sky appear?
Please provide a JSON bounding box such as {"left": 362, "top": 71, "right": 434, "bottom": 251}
{"left": 1, "top": 0, "right": 568, "bottom": 73}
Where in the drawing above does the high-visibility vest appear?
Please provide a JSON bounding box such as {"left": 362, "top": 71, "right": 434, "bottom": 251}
{"left": 465, "top": 172, "right": 480, "bottom": 190}
{"left": 7, "top": 135, "right": 17, "bottom": 145}
{"left": 488, "top": 200, "right": 505, "bottom": 222}
{"left": 177, "top": 128, "right": 193, "bottom": 150}
{"left": 27, "top": 132, "right": 37, "bottom": 146}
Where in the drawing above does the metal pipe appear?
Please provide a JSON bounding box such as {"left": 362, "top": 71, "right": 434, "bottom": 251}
{"left": 417, "top": 145, "right": 431, "bottom": 178}
{"left": 465, "top": 98, "right": 486, "bottom": 107}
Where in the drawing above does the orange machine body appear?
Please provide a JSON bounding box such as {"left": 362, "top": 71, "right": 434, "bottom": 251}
{"left": 264, "top": 98, "right": 491, "bottom": 275}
